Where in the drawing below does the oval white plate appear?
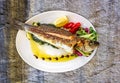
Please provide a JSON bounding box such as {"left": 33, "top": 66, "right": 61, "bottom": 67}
{"left": 16, "top": 10, "right": 97, "bottom": 73}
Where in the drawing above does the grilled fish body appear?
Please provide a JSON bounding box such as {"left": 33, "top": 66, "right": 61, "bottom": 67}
{"left": 27, "top": 24, "right": 77, "bottom": 54}
{"left": 16, "top": 22, "right": 99, "bottom": 55}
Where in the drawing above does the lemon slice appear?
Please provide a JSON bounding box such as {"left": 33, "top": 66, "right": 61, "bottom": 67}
{"left": 54, "top": 16, "right": 69, "bottom": 27}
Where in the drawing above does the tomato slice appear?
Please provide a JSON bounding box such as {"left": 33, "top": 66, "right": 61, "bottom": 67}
{"left": 66, "top": 22, "right": 74, "bottom": 28}
{"left": 69, "top": 22, "right": 81, "bottom": 34}
{"left": 63, "top": 22, "right": 74, "bottom": 29}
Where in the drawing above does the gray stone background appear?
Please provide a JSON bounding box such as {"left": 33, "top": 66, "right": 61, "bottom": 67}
{"left": 0, "top": 0, "right": 120, "bottom": 83}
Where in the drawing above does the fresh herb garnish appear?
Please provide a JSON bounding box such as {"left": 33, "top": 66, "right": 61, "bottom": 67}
{"left": 31, "top": 34, "right": 59, "bottom": 49}
{"left": 76, "top": 27, "right": 98, "bottom": 41}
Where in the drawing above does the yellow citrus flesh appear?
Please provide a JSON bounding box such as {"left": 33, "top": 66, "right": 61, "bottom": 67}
{"left": 54, "top": 16, "right": 69, "bottom": 27}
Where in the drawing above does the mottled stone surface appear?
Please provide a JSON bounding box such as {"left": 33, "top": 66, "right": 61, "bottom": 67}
{"left": 0, "top": 0, "right": 120, "bottom": 83}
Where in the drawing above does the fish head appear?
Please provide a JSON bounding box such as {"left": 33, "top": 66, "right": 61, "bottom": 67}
{"left": 87, "top": 40, "right": 99, "bottom": 50}
{"left": 76, "top": 38, "right": 99, "bottom": 52}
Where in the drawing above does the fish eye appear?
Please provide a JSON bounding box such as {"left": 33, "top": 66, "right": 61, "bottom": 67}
{"left": 89, "top": 41, "right": 94, "bottom": 46}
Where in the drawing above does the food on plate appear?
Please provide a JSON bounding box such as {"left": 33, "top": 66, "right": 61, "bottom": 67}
{"left": 16, "top": 15, "right": 99, "bottom": 62}
{"left": 25, "top": 24, "right": 99, "bottom": 61}
{"left": 63, "top": 22, "right": 81, "bottom": 34}
{"left": 75, "top": 38, "right": 99, "bottom": 56}
{"left": 53, "top": 15, "right": 69, "bottom": 27}
{"left": 26, "top": 32, "right": 78, "bottom": 62}
{"left": 27, "top": 24, "right": 77, "bottom": 54}
{"left": 76, "top": 27, "right": 98, "bottom": 41}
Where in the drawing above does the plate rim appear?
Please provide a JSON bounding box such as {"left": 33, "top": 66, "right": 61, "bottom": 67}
{"left": 16, "top": 10, "right": 98, "bottom": 73}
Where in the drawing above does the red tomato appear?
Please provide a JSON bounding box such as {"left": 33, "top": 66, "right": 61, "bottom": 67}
{"left": 63, "top": 23, "right": 69, "bottom": 28}
{"left": 66, "top": 22, "right": 74, "bottom": 28}
{"left": 69, "top": 22, "right": 81, "bottom": 34}
{"left": 72, "top": 22, "right": 81, "bottom": 28}
{"left": 63, "top": 22, "right": 74, "bottom": 28}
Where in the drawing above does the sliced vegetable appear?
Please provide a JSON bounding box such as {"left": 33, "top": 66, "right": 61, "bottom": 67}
{"left": 75, "top": 47, "right": 92, "bottom": 57}
{"left": 76, "top": 27, "right": 98, "bottom": 41}
{"left": 84, "top": 28, "right": 90, "bottom": 33}
{"left": 90, "top": 27, "right": 95, "bottom": 33}
{"left": 80, "top": 33, "right": 94, "bottom": 38}
{"left": 76, "top": 28, "right": 87, "bottom": 36}
{"left": 69, "top": 22, "right": 81, "bottom": 34}
{"left": 54, "top": 16, "right": 69, "bottom": 27}
{"left": 31, "top": 34, "right": 46, "bottom": 45}
{"left": 74, "top": 50, "right": 82, "bottom": 56}
{"left": 63, "top": 22, "right": 74, "bottom": 29}
{"left": 30, "top": 33, "right": 59, "bottom": 49}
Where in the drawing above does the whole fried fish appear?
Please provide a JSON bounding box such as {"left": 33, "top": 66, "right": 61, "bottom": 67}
{"left": 16, "top": 22, "right": 99, "bottom": 55}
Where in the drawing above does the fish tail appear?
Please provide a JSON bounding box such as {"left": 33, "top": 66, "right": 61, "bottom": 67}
{"left": 15, "top": 21, "right": 32, "bottom": 30}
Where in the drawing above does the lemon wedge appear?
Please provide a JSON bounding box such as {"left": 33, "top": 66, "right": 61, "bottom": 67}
{"left": 54, "top": 16, "right": 69, "bottom": 27}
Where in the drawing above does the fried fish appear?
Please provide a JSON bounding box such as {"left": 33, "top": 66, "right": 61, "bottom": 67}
{"left": 16, "top": 22, "right": 99, "bottom": 55}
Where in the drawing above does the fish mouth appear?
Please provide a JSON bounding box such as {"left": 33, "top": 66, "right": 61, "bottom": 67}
{"left": 93, "top": 41, "right": 99, "bottom": 46}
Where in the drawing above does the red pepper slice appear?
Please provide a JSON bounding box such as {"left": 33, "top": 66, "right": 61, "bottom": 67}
{"left": 69, "top": 22, "right": 81, "bottom": 34}
{"left": 74, "top": 50, "right": 82, "bottom": 56}
{"left": 73, "top": 22, "right": 81, "bottom": 28}
{"left": 66, "top": 22, "right": 74, "bottom": 28}
{"left": 63, "top": 22, "right": 74, "bottom": 29}
{"left": 63, "top": 23, "right": 69, "bottom": 28}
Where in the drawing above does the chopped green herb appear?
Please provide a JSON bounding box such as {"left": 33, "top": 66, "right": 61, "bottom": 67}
{"left": 76, "top": 27, "right": 98, "bottom": 41}
{"left": 31, "top": 34, "right": 59, "bottom": 49}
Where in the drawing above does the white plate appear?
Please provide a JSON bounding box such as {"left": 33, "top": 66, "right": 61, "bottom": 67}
{"left": 16, "top": 10, "right": 97, "bottom": 73}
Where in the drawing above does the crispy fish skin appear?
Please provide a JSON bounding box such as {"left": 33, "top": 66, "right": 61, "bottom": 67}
{"left": 27, "top": 25, "right": 77, "bottom": 54}
{"left": 26, "top": 24, "right": 99, "bottom": 54}
{"left": 16, "top": 21, "right": 99, "bottom": 55}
